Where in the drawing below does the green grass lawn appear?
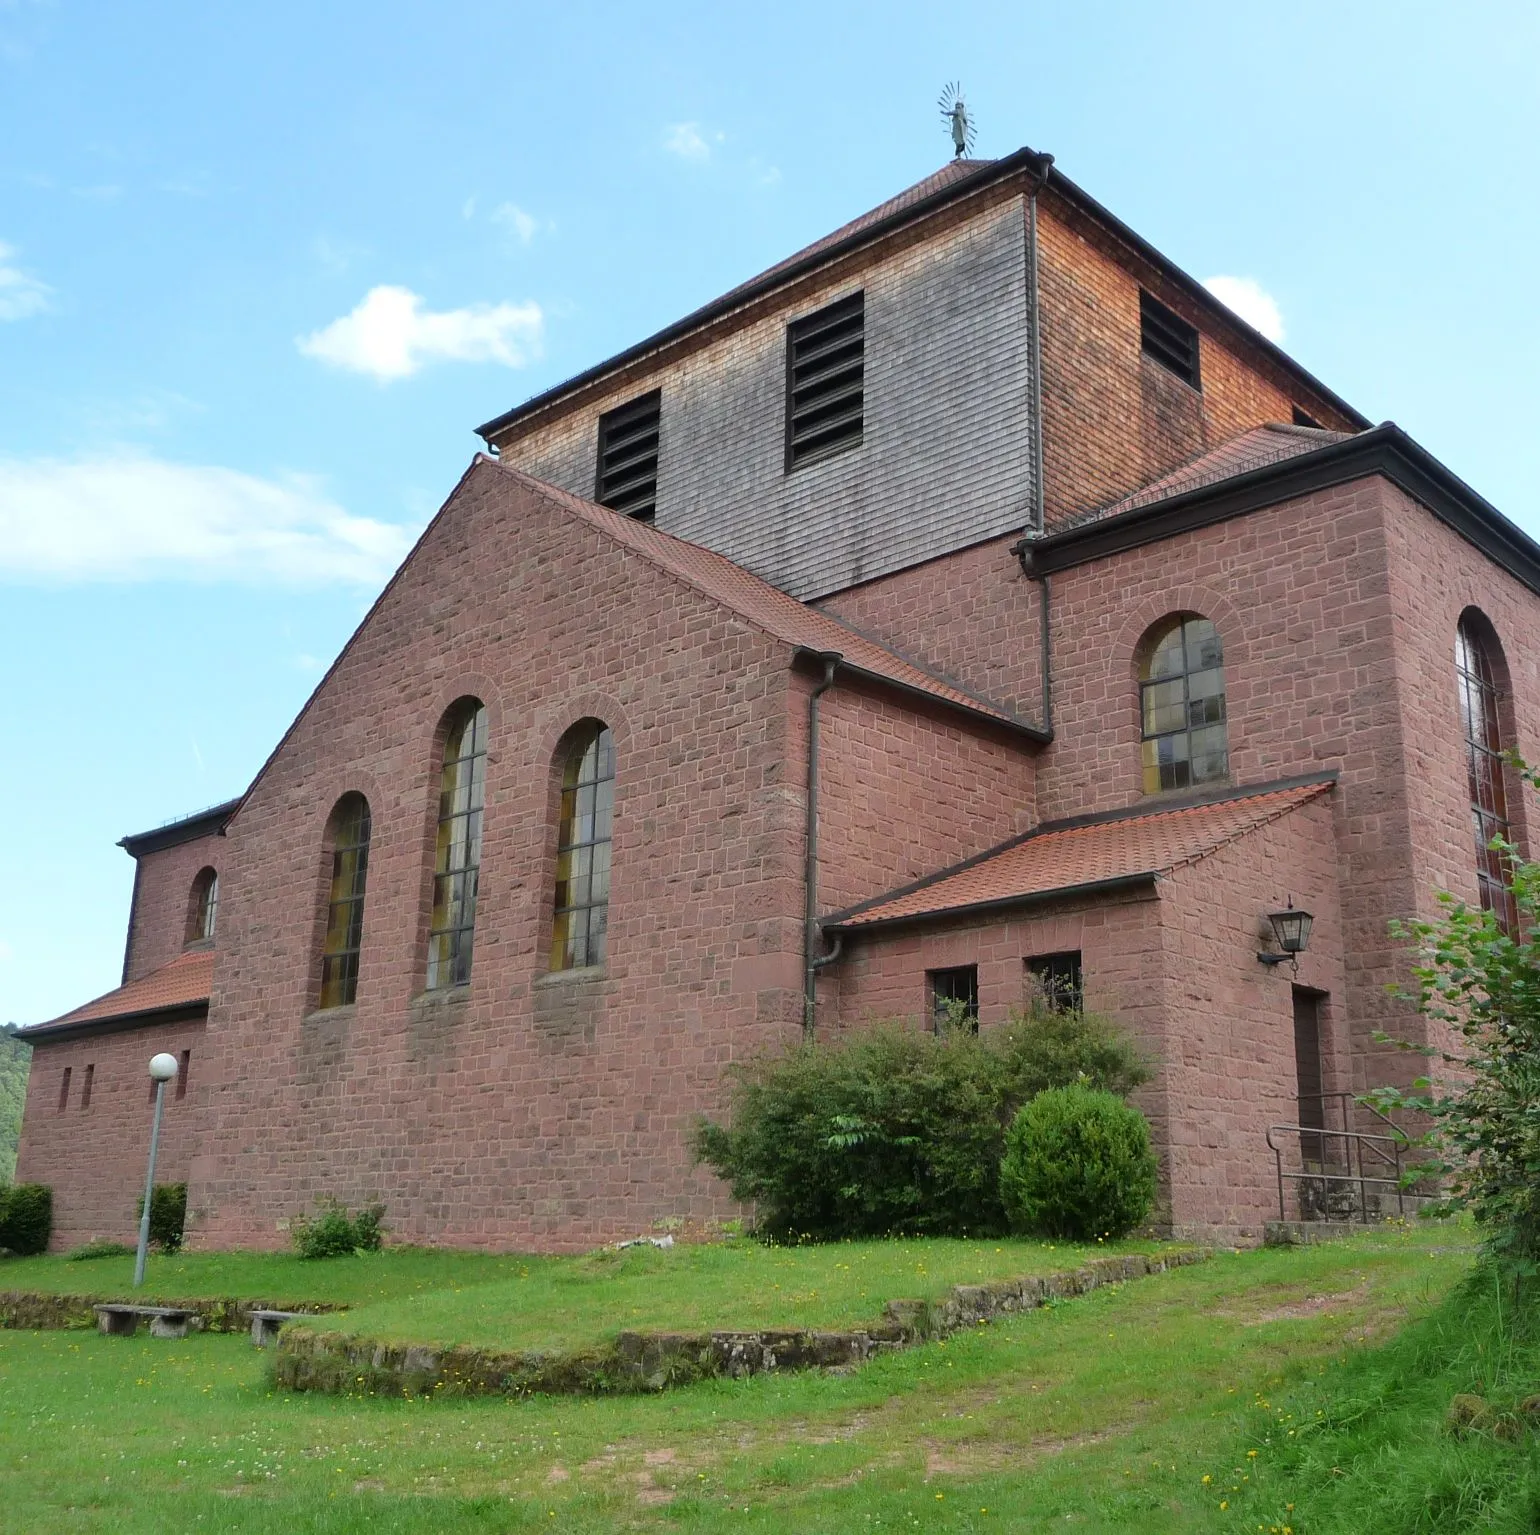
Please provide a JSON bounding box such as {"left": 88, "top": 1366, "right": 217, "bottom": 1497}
{"left": 292, "top": 1235, "right": 1172, "bottom": 1352}
{"left": 0, "top": 1244, "right": 559, "bottom": 1307}
{"left": 0, "top": 1222, "right": 1495, "bottom": 1533}
{"left": 3, "top": 1235, "right": 1171, "bottom": 1351}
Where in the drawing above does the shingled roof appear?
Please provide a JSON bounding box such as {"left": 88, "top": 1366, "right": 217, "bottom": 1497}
{"left": 827, "top": 777, "right": 1335, "bottom": 932}
{"left": 484, "top": 456, "right": 1042, "bottom": 736}
{"left": 715, "top": 159, "right": 994, "bottom": 308}
{"left": 477, "top": 152, "right": 1368, "bottom": 446}
{"left": 24, "top": 948, "right": 214, "bottom": 1040}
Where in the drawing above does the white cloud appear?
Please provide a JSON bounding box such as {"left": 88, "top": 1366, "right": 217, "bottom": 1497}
{"left": 0, "top": 454, "right": 417, "bottom": 584}
{"left": 0, "top": 240, "right": 50, "bottom": 320}
{"left": 1202, "top": 275, "right": 1285, "bottom": 344}
{"left": 663, "top": 121, "right": 723, "bottom": 162}
{"left": 297, "top": 285, "right": 543, "bottom": 381}
{"left": 490, "top": 201, "right": 539, "bottom": 246}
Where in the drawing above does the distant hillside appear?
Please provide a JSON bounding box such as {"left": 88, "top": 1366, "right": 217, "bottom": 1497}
{"left": 0, "top": 1033, "right": 30, "bottom": 1183}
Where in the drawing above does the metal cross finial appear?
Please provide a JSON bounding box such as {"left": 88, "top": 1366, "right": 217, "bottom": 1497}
{"left": 938, "top": 82, "right": 976, "bottom": 159}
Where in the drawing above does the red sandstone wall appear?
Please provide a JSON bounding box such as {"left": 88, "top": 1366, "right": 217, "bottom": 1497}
{"left": 807, "top": 676, "right": 1036, "bottom": 915}
{"left": 1375, "top": 486, "right": 1540, "bottom": 1077}
{"left": 819, "top": 534, "right": 1042, "bottom": 721}
{"left": 189, "top": 462, "right": 805, "bottom": 1252}
{"left": 1160, "top": 793, "right": 1346, "bottom": 1242}
{"left": 829, "top": 885, "right": 1171, "bottom": 1216}
{"left": 122, "top": 832, "right": 224, "bottom": 983}
{"left": 14, "top": 1022, "right": 208, "bottom": 1249}
{"left": 830, "top": 793, "right": 1344, "bottom": 1244}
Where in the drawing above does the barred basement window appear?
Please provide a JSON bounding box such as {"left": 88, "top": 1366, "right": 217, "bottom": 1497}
{"left": 1026, "top": 952, "right": 1083, "bottom": 1014}
{"left": 426, "top": 700, "right": 488, "bottom": 990}
{"left": 1456, "top": 616, "right": 1516, "bottom": 932}
{"left": 595, "top": 390, "right": 662, "bottom": 522}
{"left": 551, "top": 722, "right": 615, "bottom": 971}
{"left": 786, "top": 290, "right": 864, "bottom": 470}
{"left": 319, "top": 793, "right": 371, "bottom": 1010}
{"left": 1139, "top": 614, "right": 1228, "bottom": 793}
{"left": 928, "top": 965, "right": 978, "bottom": 1033}
{"left": 1140, "top": 290, "right": 1200, "bottom": 390}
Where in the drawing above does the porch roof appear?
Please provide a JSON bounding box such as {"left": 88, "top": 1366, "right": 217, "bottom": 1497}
{"left": 825, "top": 775, "right": 1335, "bottom": 933}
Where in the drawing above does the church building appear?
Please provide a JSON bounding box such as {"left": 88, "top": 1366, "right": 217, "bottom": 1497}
{"left": 16, "top": 148, "right": 1540, "bottom": 1248}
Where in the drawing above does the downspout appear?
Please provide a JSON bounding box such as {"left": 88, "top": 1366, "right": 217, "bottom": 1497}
{"left": 1025, "top": 152, "right": 1052, "bottom": 536}
{"left": 1010, "top": 151, "right": 1056, "bottom": 735}
{"left": 803, "top": 651, "right": 842, "bottom": 1040}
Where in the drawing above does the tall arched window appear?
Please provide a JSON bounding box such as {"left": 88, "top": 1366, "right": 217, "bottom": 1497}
{"left": 551, "top": 722, "right": 615, "bottom": 971}
{"left": 319, "top": 793, "right": 371, "bottom": 1009}
{"left": 187, "top": 867, "right": 219, "bottom": 944}
{"left": 1139, "top": 614, "right": 1228, "bottom": 794}
{"left": 1456, "top": 617, "right": 1516, "bottom": 931}
{"left": 427, "top": 700, "right": 488, "bottom": 990}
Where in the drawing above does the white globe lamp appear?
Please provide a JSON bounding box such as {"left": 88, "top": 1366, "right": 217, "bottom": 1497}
{"left": 135, "top": 1052, "right": 181, "bottom": 1286}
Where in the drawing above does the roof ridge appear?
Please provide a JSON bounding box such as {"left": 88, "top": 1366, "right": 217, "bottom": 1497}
{"left": 825, "top": 776, "right": 1335, "bottom": 931}
{"left": 1073, "top": 424, "right": 1355, "bottom": 528}
{"left": 34, "top": 946, "right": 216, "bottom": 1033}
{"left": 480, "top": 456, "right": 1032, "bottom": 731}
{"left": 1161, "top": 781, "right": 1334, "bottom": 874}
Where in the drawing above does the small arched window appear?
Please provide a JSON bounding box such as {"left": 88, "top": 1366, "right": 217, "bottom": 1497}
{"left": 187, "top": 867, "right": 219, "bottom": 944}
{"left": 1139, "top": 614, "right": 1228, "bottom": 794}
{"left": 1456, "top": 616, "right": 1515, "bottom": 930}
{"left": 319, "top": 793, "right": 372, "bottom": 1009}
{"left": 426, "top": 700, "right": 488, "bottom": 990}
{"left": 551, "top": 722, "right": 615, "bottom": 971}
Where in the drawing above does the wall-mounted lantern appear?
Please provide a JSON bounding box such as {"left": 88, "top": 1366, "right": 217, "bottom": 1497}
{"left": 1258, "top": 901, "right": 1313, "bottom": 969}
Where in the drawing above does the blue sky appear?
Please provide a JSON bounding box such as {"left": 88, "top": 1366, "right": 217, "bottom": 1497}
{"left": 2, "top": 0, "right": 1537, "bottom": 1025}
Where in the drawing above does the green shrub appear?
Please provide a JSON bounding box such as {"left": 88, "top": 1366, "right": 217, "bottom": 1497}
{"left": 1000, "top": 1085, "right": 1158, "bottom": 1240}
{"left": 66, "top": 1238, "right": 135, "bottom": 1262}
{"left": 292, "top": 1197, "right": 386, "bottom": 1259}
{"left": 135, "top": 1183, "right": 187, "bottom": 1253}
{"left": 1369, "top": 759, "right": 1540, "bottom": 1271}
{"left": 0, "top": 1183, "right": 53, "bottom": 1256}
{"left": 693, "top": 1010, "right": 1149, "bottom": 1241}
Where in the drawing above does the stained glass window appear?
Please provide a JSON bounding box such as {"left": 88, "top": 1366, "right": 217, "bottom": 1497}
{"left": 550, "top": 723, "right": 614, "bottom": 971}
{"left": 1456, "top": 619, "right": 1516, "bottom": 932}
{"left": 188, "top": 867, "right": 219, "bottom": 943}
{"left": 319, "top": 793, "right": 371, "bottom": 1009}
{"left": 1140, "top": 615, "right": 1228, "bottom": 794}
{"left": 427, "top": 701, "right": 488, "bottom": 990}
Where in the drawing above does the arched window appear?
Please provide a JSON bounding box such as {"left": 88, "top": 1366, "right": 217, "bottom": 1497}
{"left": 187, "top": 867, "right": 219, "bottom": 944}
{"left": 426, "top": 700, "right": 488, "bottom": 990}
{"left": 1139, "top": 614, "right": 1228, "bottom": 794}
{"left": 551, "top": 722, "right": 615, "bottom": 971}
{"left": 1456, "top": 617, "right": 1516, "bottom": 930}
{"left": 319, "top": 793, "right": 371, "bottom": 1009}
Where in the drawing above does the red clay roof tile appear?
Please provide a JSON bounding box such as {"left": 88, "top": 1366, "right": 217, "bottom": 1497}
{"left": 43, "top": 948, "right": 214, "bottom": 1029}
{"left": 1060, "top": 423, "right": 1353, "bottom": 531}
{"left": 830, "top": 780, "right": 1334, "bottom": 929}
{"left": 485, "top": 457, "right": 1033, "bottom": 732}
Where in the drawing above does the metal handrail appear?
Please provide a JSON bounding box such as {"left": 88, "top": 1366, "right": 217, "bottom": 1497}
{"left": 1265, "top": 1120, "right": 1432, "bottom": 1225}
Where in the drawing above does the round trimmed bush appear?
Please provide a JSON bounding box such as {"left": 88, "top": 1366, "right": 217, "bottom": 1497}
{"left": 1000, "top": 1086, "right": 1157, "bottom": 1240}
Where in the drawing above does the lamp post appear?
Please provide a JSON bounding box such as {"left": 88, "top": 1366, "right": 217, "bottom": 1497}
{"left": 134, "top": 1052, "right": 180, "bottom": 1288}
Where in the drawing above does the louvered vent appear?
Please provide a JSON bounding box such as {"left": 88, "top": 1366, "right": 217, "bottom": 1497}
{"left": 1139, "top": 290, "right": 1201, "bottom": 390}
{"left": 786, "top": 291, "right": 865, "bottom": 470}
{"left": 595, "top": 390, "right": 662, "bottom": 521}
